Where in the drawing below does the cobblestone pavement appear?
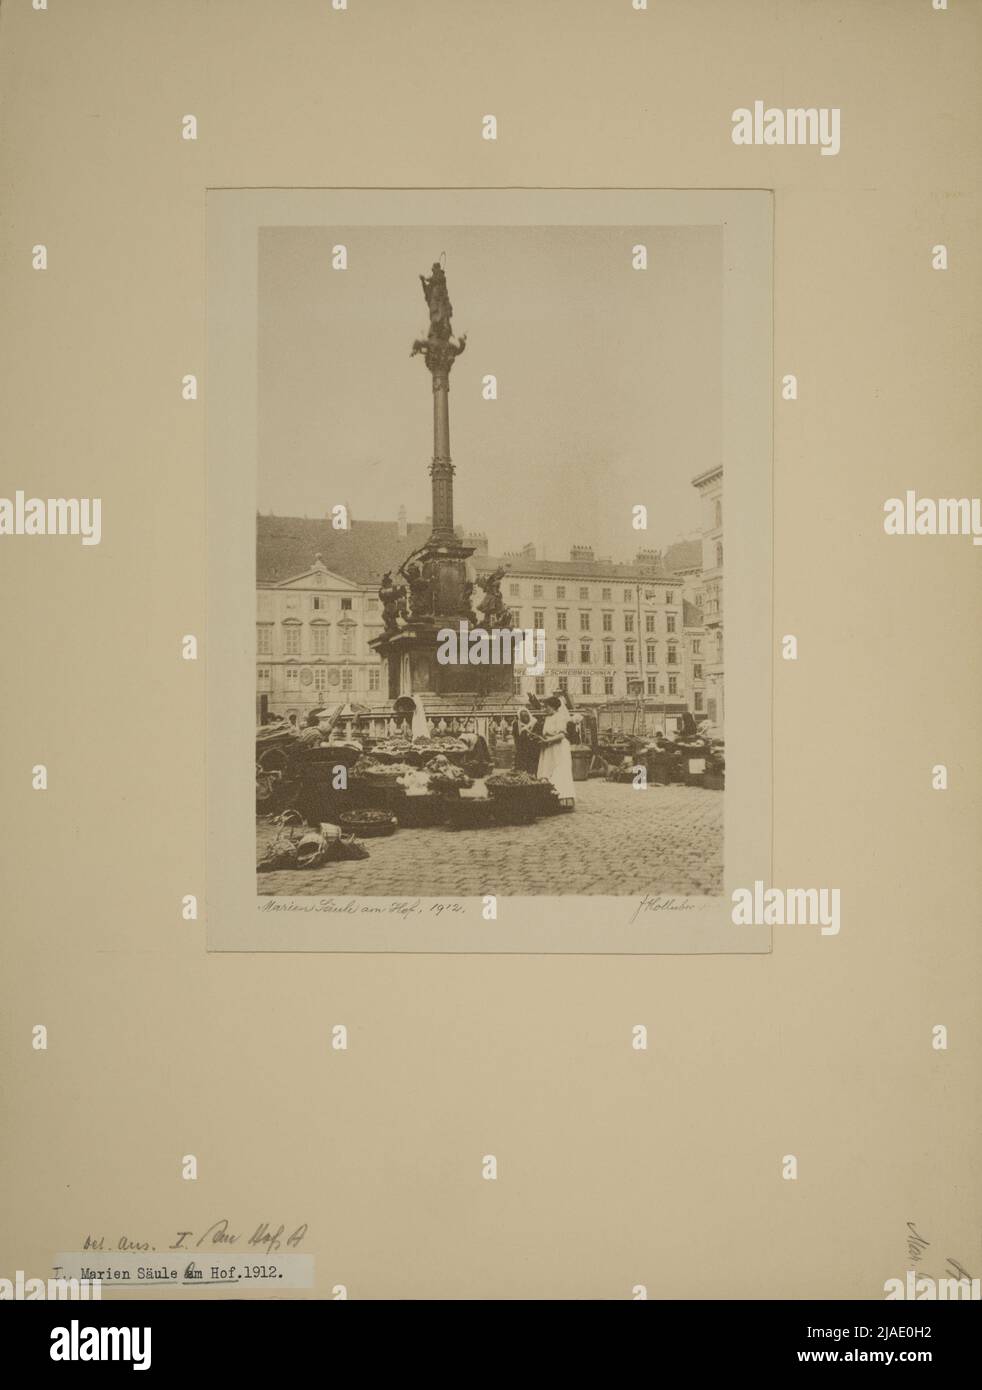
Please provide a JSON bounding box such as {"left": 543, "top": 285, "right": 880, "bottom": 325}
{"left": 257, "top": 781, "right": 722, "bottom": 897}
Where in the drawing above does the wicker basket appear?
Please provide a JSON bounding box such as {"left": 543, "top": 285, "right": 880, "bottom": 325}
{"left": 339, "top": 811, "right": 398, "bottom": 837}
{"left": 368, "top": 746, "right": 414, "bottom": 765}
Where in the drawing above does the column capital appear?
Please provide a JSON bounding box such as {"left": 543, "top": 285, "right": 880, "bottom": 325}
{"left": 411, "top": 333, "right": 467, "bottom": 376}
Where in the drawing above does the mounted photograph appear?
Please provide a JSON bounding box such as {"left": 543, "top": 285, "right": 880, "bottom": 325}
{"left": 207, "top": 189, "right": 772, "bottom": 952}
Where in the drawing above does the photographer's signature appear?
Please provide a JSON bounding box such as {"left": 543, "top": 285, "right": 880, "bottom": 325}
{"left": 629, "top": 894, "right": 697, "bottom": 924}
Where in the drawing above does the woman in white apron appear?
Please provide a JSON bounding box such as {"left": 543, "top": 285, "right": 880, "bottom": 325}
{"left": 409, "top": 694, "right": 430, "bottom": 741}
{"left": 536, "top": 695, "right": 576, "bottom": 801}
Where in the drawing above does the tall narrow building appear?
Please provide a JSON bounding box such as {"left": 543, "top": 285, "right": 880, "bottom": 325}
{"left": 692, "top": 466, "right": 723, "bottom": 731}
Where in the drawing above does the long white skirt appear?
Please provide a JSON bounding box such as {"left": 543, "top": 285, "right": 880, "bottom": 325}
{"left": 537, "top": 737, "right": 576, "bottom": 800}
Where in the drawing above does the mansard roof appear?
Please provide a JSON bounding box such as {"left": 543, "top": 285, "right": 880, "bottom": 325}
{"left": 257, "top": 516, "right": 705, "bottom": 589}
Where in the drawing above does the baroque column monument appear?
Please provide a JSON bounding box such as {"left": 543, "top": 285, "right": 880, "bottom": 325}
{"left": 414, "top": 260, "right": 467, "bottom": 547}
{"left": 370, "top": 261, "right": 516, "bottom": 706}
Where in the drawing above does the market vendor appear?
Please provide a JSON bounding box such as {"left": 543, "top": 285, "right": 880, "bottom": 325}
{"left": 459, "top": 731, "right": 493, "bottom": 777}
{"left": 512, "top": 706, "right": 546, "bottom": 775}
{"left": 537, "top": 695, "right": 576, "bottom": 802}
{"left": 298, "top": 712, "right": 325, "bottom": 746}
{"left": 406, "top": 694, "right": 430, "bottom": 741}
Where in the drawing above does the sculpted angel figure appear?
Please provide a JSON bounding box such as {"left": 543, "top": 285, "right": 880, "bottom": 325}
{"left": 402, "top": 560, "right": 434, "bottom": 617}
{"left": 477, "top": 567, "right": 512, "bottom": 628}
{"left": 379, "top": 571, "right": 407, "bottom": 630}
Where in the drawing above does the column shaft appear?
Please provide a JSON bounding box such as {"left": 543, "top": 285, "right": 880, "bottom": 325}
{"left": 430, "top": 369, "right": 454, "bottom": 541}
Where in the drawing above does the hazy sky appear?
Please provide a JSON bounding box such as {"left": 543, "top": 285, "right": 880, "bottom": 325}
{"left": 258, "top": 224, "right": 721, "bottom": 559}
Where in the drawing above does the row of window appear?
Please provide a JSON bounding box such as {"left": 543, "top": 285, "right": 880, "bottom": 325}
{"left": 255, "top": 662, "right": 706, "bottom": 704}
{"left": 703, "top": 585, "right": 722, "bottom": 618}
{"left": 520, "top": 610, "right": 681, "bottom": 634}
{"left": 549, "top": 640, "right": 686, "bottom": 666}
{"left": 257, "top": 624, "right": 358, "bottom": 656}
{"left": 261, "top": 618, "right": 702, "bottom": 655}
{"left": 311, "top": 596, "right": 356, "bottom": 612}
{"left": 258, "top": 635, "right": 710, "bottom": 669}
{"left": 260, "top": 594, "right": 374, "bottom": 614}
{"left": 256, "top": 665, "right": 382, "bottom": 692}
{"left": 509, "top": 584, "right": 678, "bottom": 604}
{"left": 527, "top": 673, "right": 700, "bottom": 703}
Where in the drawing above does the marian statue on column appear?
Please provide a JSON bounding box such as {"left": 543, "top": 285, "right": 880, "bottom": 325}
{"left": 420, "top": 262, "right": 453, "bottom": 340}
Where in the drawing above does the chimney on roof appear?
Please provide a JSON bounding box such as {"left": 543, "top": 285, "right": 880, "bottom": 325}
{"left": 635, "top": 547, "right": 660, "bottom": 566}
{"left": 397, "top": 504, "right": 408, "bottom": 538}
{"left": 463, "top": 530, "right": 489, "bottom": 555}
{"left": 570, "top": 544, "right": 594, "bottom": 562}
{"left": 521, "top": 542, "right": 536, "bottom": 560}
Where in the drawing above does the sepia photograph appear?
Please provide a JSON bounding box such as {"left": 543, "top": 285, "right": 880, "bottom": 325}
{"left": 254, "top": 224, "right": 727, "bottom": 898}
{"left": 207, "top": 188, "right": 771, "bottom": 952}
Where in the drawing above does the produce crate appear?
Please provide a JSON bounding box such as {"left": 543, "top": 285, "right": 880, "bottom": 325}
{"left": 487, "top": 786, "right": 551, "bottom": 824}
{"left": 445, "top": 799, "right": 497, "bottom": 831}
{"left": 491, "top": 800, "right": 539, "bottom": 825}
{"left": 393, "top": 793, "right": 449, "bottom": 828}
{"left": 685, "top": 756, "right": 707, "bottom": 787}
{"left": 645, "top": 752, "right": 672, "bottom": 785}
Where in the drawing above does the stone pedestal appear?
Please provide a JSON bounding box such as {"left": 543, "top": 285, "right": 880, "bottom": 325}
{"left": 371, "top": 538, "right": 516, "bottom": 702}
{"left": 376, "top": 623, "right": 517, "bottom": 701}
